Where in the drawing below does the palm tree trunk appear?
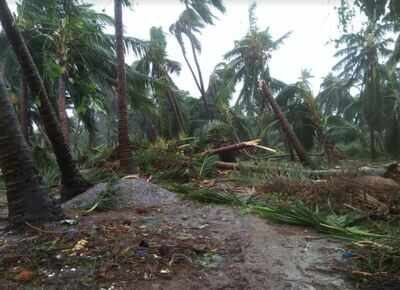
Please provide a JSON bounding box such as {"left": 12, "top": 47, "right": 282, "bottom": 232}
{"left": 188, "top": 34, "right": 206, "bottom": 96}
{"left": 166, "top": 89, "right": 185, "bottom": 135}
{"left": 370, "top": 128, "right": 376, "bottom": 160}
{"left": 316, "top": 127, "right": 341, "bottom": 165}
{"left": 0, "top": 80, "right": 62, "bottom": 226}
{"left": 115, "top": 0, "right": 135, "bottom": 174}
{"left": 19, "top": 77, "right": 30, "bottom": 144}
{"left": 259, "top": 80, "right": 312, "bottom": 167}
{"left": 85, "top": 110, "right": 97, "bottom": 151}
{"left": 189, "top": 35, "right": 213, "bottom": 120}
{"left": 58, "top": 73, "right": 69, "bottom": 144}
{"left": 0, "top": 0, "right": 91, "bottom": 201}
{"left": 176, "top": 38, "right": 211, "bottom": 118}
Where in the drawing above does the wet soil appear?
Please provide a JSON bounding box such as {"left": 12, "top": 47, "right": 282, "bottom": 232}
{"left": 0, "top": 180, "right": 353, "bottom": 290}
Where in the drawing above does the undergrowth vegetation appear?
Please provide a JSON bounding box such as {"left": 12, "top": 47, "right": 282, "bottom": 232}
{"left": 122, "top": 138, "right": 399, "bottom": 286}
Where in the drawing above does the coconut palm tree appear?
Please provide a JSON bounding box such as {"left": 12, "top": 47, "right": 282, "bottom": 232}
{"left": 224, "top": 2, "right": 291, "bottom": 116}
{"left": 180, "top": 0, "right": 225, "bottom": 25}
{"left": 259, "top": 80, "right": 311, "bottom": 166}
{"left": 0, "top": 0, "right": 91, "bottom": 201}
{"left": 334, "top": 1, "right": 393, "bottom": 158}
{"left": 135, "top": 27, "right": 185, "bottom": 138}
{"left": 16, "top": 0, "right": 115, "bottom": 144}
{"left": 317, "top": 74, "right": 354, "bottom": 118}
{"left": 170, "top": 0, "right": 226, "bottom": 119}
{"left": 115, "top": 0, "right": 135, "bottom": 173}
{"left": 0, "top": 32, "right": 31, "bottom": 141}
{"left": 0, "top": 79, "right": 62, "bottom": 225}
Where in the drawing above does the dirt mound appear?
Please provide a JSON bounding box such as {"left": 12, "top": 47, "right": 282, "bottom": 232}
{"left": 262, "top": 175, "right": 400, "bottom": 214}
{"left": 63, "top": 179, "right": 179, "bottom": 210}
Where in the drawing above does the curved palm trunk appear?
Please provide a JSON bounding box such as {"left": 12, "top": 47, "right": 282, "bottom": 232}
{"left": 19, "top": 77, "right": 30, "bottom": 144}
{"left": 0, "top": 81, "right": 62, "bottom": 226}
{"left": 58, "top": 73, "right": 69, "bottom": 144}
{"left": 166, "top": 89, "right": 185, "bottom": 135}
{"left": 189, "top": 36, "right": 213, "bottom": 120}
{"left": 176, "top": 38, "right": 211, "bottom": 119}
{"left": 115, "top": 0, "right": 135, "bottom": 174}
{"left": 259, "top": 80, "right": 312, "bottom": 167}
{"left": 0, "top": 0, "right": 91, "bottom": 201}
{"left": 188, "top": 34, "right": 206, "bottom": 96}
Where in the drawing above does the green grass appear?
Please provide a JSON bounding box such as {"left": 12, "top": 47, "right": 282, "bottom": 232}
{"left": 84, "top": 177, "right": 118, "bottom": 213}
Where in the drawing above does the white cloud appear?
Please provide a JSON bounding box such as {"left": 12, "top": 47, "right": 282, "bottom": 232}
{"left": 7, "top": 0, "right": 342, "bottom": 97}
{"left": 97, "top": 0, "right": 342, "bottom": 96}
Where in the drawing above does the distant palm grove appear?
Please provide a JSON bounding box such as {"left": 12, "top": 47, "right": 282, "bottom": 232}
{"left": 0, "top": 0, "right": 399, "bottom": 225}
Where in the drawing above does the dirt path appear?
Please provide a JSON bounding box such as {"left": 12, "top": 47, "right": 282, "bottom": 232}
{"left": 152, "top": 203, "right": 350, "bottom": 290}
{"left": 0, "top": 180, "right": 353, "bottom": 289}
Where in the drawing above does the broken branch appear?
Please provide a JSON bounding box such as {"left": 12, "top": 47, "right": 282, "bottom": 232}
{"left": 202, "top": 139, "right": 276, "bottom": 157}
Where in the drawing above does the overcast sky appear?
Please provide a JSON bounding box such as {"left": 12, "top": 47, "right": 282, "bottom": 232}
{"left": 9, "top": 0, "right": 342, "bottom": 97}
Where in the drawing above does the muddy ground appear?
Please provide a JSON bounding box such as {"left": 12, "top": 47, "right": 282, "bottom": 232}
{"left": 0, "top": 180, "right": 354, "bottom": 290}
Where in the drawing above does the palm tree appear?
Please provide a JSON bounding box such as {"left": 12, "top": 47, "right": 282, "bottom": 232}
{"left": 180, "top": 0, "right": 225, "bottom": 25}
{"left": 317, "top": 74, "right": 354, "bottom": 118}
{"left": 0, "top": 0, "right": 91, "bottom": 201}
{"left": 135, "top": 27, "right": 185, "bottom": 138}
{"left": 16, "top": 0, "right": 118, "bottom": 144}
{"left": 0, "top": 31, "right": 31, "bottom": 141}
{"left": 19, "top": 77, "right": 30, "bottom": 142}
{"left": 224, "top": 2, "right": 291, "bottom": 116}
{"left": 275, "top": 71, "right": 343, "bottom": 164}
{"left": 170, "top": 10, "right": 209, "bottom": 118}
{"left": 115, "top": 0, "right": 135, "bottom": 173}
{"left": 0, "top": 80, "right": 62, "bottom": 225}
{"left": 170, "top": 0, "right": 226, "bottom": 119}
{"left": 259, "top": 80, "right": 311, "bottom": 166}
{"left": 333, "top": 0, "right": 398, "bottom": 158}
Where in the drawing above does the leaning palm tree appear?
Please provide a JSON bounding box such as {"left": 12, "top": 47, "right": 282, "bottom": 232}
{"left": 0, "top": 80, "right": 62, "bottom": 226}
{"left": 170, "top": 0, "right": 226, "bottom": 119}
{"left": 16, "top": 0, "right": 116, "bottom": 145}
{"left": 180, "top": 0, "right": 225, "bottom": 25}
{"left": 259, "top": 80, "right": 311, "bottom": 166}
{"left": 0, "top": 0, "right": 91, "bottom": 201}
{"left": 0, "top": 31, "right": 31, "bottom": 141}
{"left": 224, "top": 2, "right": 291, "bottom": 116}
{"left": 170, "top": 10, "right": 209, "bottom": 118}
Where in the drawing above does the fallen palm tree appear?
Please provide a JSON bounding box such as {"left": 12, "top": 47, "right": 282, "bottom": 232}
{"left": 259, "top": 80, "right": 313, "bottom": 167}
{"left": 201, "top": 139, "right": 276, "bottom": 157}
{"left": 214, "top": 160, "right": 388, "bottom": 177}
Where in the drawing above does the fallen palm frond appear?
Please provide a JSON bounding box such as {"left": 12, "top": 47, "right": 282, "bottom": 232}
{"left": 250, "top": 202, "right": 387, "bottom": 240}
{"left": 348, "top": 239, "right": 400, "bottom": 277}
{"left": 84, "top": 177, "right": 118, "bottom": 213}
{"left": 198, "top": 155, "right": 219, "bottom": 178}
{"left": 173, "top": 183, "right": 386, "bottom": 241}
{"left": 172, "top": 184, "right": 245, "bottom": 206}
